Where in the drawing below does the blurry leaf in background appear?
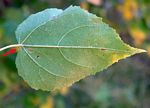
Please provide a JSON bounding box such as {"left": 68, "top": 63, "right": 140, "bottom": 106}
{"left": 59, "top": 87, "right": 69, "bottom": 96}
{"left": 95, "top": 84, "right": 137, "bottom": 108}
{"left": 130, "top": 28, "right": 146, "bottom": 47}
{"left": 118, "top": 0, "right": 138, "bottom": 21}
{"left": 80, "top": 1, "right": 89, "bottom": 10}
{"left": 40, "top": 96, "right": 53, "bottom": 108}
{"left": 0, "top": 27, "right": 4, "bottom": 40}
{"left": 0, "top": 62, "right": 21, "bottom": 102}
{"left": 3, "top": 8, "right": 28, "bottom": 44}
{"left": 4, "top": 8, "right": 23, "bottom": 22}
{"left": 94, "top": 84, "right": 111, "bottom": 103}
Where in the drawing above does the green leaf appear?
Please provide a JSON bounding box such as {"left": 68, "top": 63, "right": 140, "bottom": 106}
{"left": 15, "top": 6, "right": 145, "bottom": 91}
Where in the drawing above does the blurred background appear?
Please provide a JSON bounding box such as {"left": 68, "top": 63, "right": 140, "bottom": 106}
{"left": 0, "top": 0, "right": 150, "bottom": 108}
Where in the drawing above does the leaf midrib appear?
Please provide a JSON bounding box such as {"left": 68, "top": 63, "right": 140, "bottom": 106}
{"left": 21, "top": 44, "right": 135, "bottom": 53}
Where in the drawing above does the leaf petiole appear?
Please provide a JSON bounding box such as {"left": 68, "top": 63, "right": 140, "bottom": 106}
{"left": 0, "top": 44, "right": 22, "bottom": 52}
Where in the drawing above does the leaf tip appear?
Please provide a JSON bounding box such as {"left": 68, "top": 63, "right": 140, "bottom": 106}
{"left": 132, "top": 47, "right": 147, "bottom": 54}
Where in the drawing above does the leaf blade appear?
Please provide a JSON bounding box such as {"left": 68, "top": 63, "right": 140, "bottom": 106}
{"left": 15, "top": 6, "right": 145, "bottom": 91}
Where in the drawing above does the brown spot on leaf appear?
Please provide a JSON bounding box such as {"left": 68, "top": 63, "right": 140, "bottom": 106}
{"left": 100, "top": 48, "right": 107, "bottom": 51}
{"left": 27, "top": 48, "right": 33, "bottom": 53}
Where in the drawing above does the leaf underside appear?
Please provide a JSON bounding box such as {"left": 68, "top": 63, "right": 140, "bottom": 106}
{"left": 15, "top": 6, "right": 145, "bottom": 91}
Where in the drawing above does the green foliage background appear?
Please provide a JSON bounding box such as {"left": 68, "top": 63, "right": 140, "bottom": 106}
{"left": 0, "top": 0, "right": 149, "bottom": 108}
